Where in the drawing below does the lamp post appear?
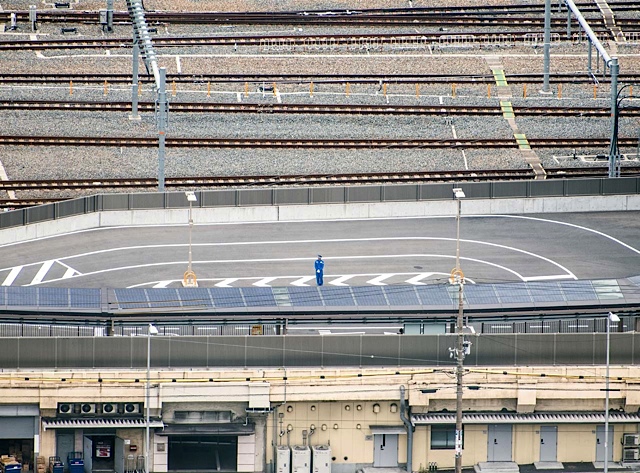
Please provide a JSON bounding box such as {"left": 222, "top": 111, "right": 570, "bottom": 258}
{"left": 145, "top": 323, "right": 158, "bottom": 473}
{"left": 182, "top": 191, "right": 198, "bottom": 287}
{"left": 608, "top": 83, "right": 639, "bottom": 178}
{"left": 451, "top": 187, "right": 465, "bottom": 473}
{"left": 604, "top": 312, "right": 620, "bottom": 473}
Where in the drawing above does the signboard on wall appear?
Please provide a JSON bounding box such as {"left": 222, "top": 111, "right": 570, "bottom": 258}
{"left": 95, "top": 442, "right": 111, "bottom": 458}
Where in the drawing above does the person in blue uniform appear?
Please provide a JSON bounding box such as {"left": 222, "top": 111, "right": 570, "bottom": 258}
{"left": 314, "top": 255, "right": 325, "bottom": 286}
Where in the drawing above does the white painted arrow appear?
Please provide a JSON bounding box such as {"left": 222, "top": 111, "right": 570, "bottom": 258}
{"left": 405, "top": 273, "right": 434, "bottom": 285}
{"left": 329, "top": 275, "right": 353, "bottom": 286}
{"left": 253, "top": 277, "right": 278, "bottom": 287}
{"left": 291, "top": 276, "right": 315, "bottom": 287}
{"left": 215, "top": 278, "right": 238, "bottom": 288}
{"left": 366, "top": 274, "right": 394, "bottom": 286}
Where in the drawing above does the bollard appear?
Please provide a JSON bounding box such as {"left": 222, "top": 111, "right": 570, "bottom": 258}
{"left": 103, "top": 80, "right": 108, "bottom": 96}
{"left": 383, "top": 83, "right": 387, "bottom": 97}
{"left": 630, "top": 85, "right": 633, "bottom": 98}
{"left": 452, "top": 83, "right": 456, "bottom": 98}
{"left": 558, "top": 83, "right": 562, "bottom": 99}
{"left": 310, "top": 81, "right": 314, "bottom": 97}
{"left": 172, "top": 81, "right": 177, "bottom": 97}
{"left": 273, "top": 82, "right": 277, "bottom": 96}
{"left": 69, "top": 80, "right": 73, "bottom": 96}
{"left": 415, "top": 83, "right": 420, "bottom": 98}
{"left": 488, "top": 84, "right": 491, "bottom": 98}
{"left": 138, "top": 81, "right": 142, "bottom": 96}
{"left": 346, "top": 82, "right": 350, "bottom": 97}
{"left": 523, "top": 83, "right": 527, "bottom": 98}
{"left": 243, "top": 82, "right": 248, "bottom": 97}
{"left": 207, "top": 81, "right": 211, "bottom": 97}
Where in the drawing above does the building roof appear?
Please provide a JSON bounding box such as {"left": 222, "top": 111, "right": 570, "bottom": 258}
{"left": 411, "top": 412, "right": 640, "bottom": 424}
{"left": 42, "top": 418, "right": 164, "bottom": 430}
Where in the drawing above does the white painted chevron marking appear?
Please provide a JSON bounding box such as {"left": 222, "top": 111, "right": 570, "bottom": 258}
{"left": 366, "top": 274, "right": 394, "bottom": 286}
{"left": 215, "top": 278, "right": 238, "bottom": 288}
{"left": 253, "top": 277, "right": 277, "bottom": 287}
{"left": 291, "top": 276, "right": 315, "bottom": 287}
{"left": 405, "top": 273, "right": 434, "bottom": 285}
{"left": 62, "top": 267, "right": 80, "bottom": 279}
{"left": 30, "top": 260, "right": 55, "bottom": 285}
{"left": 2, "top": 266, "right": 22, "bottom": 286}
{"left": 329, "top": 275, "right": 353, "bottom": 286}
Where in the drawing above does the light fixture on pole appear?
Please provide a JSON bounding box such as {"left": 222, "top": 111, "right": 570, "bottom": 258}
{"left": 450, "top": 187, "right": 465, "bottom": 473}
{"left": 182, "top": 191, "right": 198, "bottom": 287}
{"left": 146, "top": 323, "right": 158, "bottom": 473}
{"left": 604, "top": 312, "right": 619, "bottom": 473}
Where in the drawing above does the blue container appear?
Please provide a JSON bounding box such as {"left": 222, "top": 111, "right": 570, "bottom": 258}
{"left": 67, "top": 453, "right": 83, "bottom": 473}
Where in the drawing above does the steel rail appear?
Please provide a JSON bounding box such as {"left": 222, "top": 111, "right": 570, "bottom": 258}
{"left": 1, "top": 100, "right": 638, "bottom": 117}
{"left": 0, "top": 136, "right": 636, "bottom": 148}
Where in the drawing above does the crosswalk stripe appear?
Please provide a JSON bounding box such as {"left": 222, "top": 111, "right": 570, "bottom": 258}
{"left": 31, "top": 260, "right": 55, "bottom": 285}
{"left": 215, "top": 278, "right": 238, "bottom": 288}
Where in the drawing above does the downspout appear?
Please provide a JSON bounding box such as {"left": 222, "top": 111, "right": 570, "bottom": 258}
{"left": 400, "top": 386, "right": 414, "bottom": 473}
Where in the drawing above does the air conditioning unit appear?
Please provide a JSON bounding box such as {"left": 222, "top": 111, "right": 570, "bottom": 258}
{"left": 101, "top": 403, "right": 118, "bottom": 415}
{"left": 80, "top": 403, "right": 96, "bottom": 414}
{"left": 291, "top": 446, "right": 310, "bottom": 473}
{"left": 623, "top": 448, "right": 639, "bottom": 461}
{"left": 624, "top": 434, "right": 640, "bottom": 447}
{"left": 123, "top": 403, "right": 141, "bottom": 414}
{"left": 311, "top": 446, "right": 331, "bottom": 473}
{"left": 58, "top": 403, "right": 74, "bottom": 415}
{"left": 276, "top": 446, "right": 290, "bottom": 473}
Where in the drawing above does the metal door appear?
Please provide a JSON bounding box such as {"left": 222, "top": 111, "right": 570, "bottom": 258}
{"left": 487, "top": 425, "right": 512, "bottom": 462}
{"left": 56, "top": 432, "right": 74, "bottom": 473}
{"left": 540, "top": 426, "right": 558, "bottom": 462}
{"left": 373, "top": 434, "right": 398, "bottom": 467}
{"left": 596, "top": 425, "right": 614, "bottom": 462}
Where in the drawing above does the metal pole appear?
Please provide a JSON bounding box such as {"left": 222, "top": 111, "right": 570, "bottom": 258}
{"left": 608, "top": 58, "right": 619, "bottom": 178}
{"left": 157, "top": 67, "right": 167, "bottom": 192}
{"left": 588, "top": 41, "right": 592, "bottom": 74}
{"left": 130, "top": 37, "right": 140, "bottom": 120}
{"left": 604, "top": 316, "right": 611, "bottom": 473}
{"left": 188, "top": 200, "right": 193, "bottom": 273}
{"left": 455, "top": 196, "right": 463, "bottom": 473}
{"left": 145, "top": 324, "right": 151, "bottom": 473}
{"left": 542, "top": 0, "right": 551, "bottom": 93}
{"left": 566, "top": 8, "right": 571, "bottom": 39}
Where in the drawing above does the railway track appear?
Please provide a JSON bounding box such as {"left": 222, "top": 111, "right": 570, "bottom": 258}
{"left": 2, "top": 100, "right": 639, "bottom": 117}
{"left": 0, "top": 31, "right": 614, "bottom": 51}
{"left": 0, "top": 136, "right": 636, "bottom": 149}
{"left": 0, "top": 73, "right": 636, "bottom": 85}
{"left": 1, "top": 167, "right": 639, "bottom": 209}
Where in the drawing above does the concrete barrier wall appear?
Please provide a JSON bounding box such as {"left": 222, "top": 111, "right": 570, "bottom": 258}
{"left": 1, "top": 194, "right": 639, "bottom": 246}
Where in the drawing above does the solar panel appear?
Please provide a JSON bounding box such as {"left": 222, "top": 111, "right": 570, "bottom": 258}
{"left": 352, "top": 286, "right": 387, "bottom": 306}
{"left": 464, "top": 284, "right": 499, "bottom": 305}
{"left": 179, "top": 288, "right": 214, "bottom": 308}
{"left": 146, "top": 288, "right": 180, "bottom": 308}
{"left": 242, "top": 287, "right": 277, "bottom": 307}
{"left": 114, "top": 288, "right": 149, "bottom": 310}
{"left": 384, "top": 286, "right": 420, "bottom": 306}
{"left": 39, "top": 287, "right": 69, "bottom": 307}
{"left": 559, "top": 280, "right": 597, "bottom": 301}
{"left": 7, "top": 286, "right": 38, "bottom": 306}
{"left": 288, "top": 287, "right": 323, "bottom": 306}
{"left": 415, "top": 285, "right": 453, "bottom": 306}
{"left": 494, "top": 283, "right": 532, "bottom": 304}
{"left": 320, "top": 287, "right": 355, "bottom": 306}
{"left": 528, "top": 282, "right": 566, "bottom": 303}
{"left": 0, "top": 287, "right": 5, "bottom": 306}
{"left": 70, "top": 288, "right": 101, "bottom": 308}
{"left": 209, "top": 287, "right": 244, "bottom": 308}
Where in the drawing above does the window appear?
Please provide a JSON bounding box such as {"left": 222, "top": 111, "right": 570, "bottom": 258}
{"left": 430, "top": 425, "right": 463, "bottom": 450}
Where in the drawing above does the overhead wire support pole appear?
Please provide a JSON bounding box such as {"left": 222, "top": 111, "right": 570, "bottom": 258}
{"left": 157, "top": 68, "right": 167, "bottom": 192}
{"left": 542, "top": 0, "right": 551, "bottom": 94}
{"left": 130, "top": 36, "right": 141, "bottom": 121}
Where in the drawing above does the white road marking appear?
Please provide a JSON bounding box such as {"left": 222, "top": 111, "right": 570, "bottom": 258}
{"left": 2, "top": 267, "right": 22, "bottom": 286}
{"left": 366, "top": 274, "right": 394, "bottom": 286}
{"left": 31, "top": 260, "right": 54, "bottom": 285}
{"left": 291, "top": 276, "right": 315, "bottom": 286}
{"left": 405, "top": 273, "right": 435, "bottom": 285}
{"left": 215, "top": 278, "right": 238, "bottom": 288}
{"left": 329, "top": 275, "right": 353, "bottom": 286}
{"left": 175, "top": 55, "right": 181, "bottom": 73}
{"left": 253, "top": 277, "right": 278, "bottom": 287}
{"left": 62, "top": 267, "right": 78, "bottom": 279}
{"left": 153, "top": 281, "right": 173, "bottom": 288}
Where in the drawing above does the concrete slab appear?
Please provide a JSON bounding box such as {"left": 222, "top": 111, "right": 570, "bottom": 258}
{"left": 533, "top": 462, "right": 564, "bottom": 470}
{"left": 592, "top": 462, "right": 626, "bottom": 470}
{"left": 474, "top": 462, "right": 520, "bottom": 473}
{"left": 361, "top": 468, "right": 407, "bottom": 473}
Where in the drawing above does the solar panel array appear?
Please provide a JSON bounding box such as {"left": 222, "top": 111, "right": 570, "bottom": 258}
{"left": 0, "top": 279, "right": 633, "bottom": 311}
